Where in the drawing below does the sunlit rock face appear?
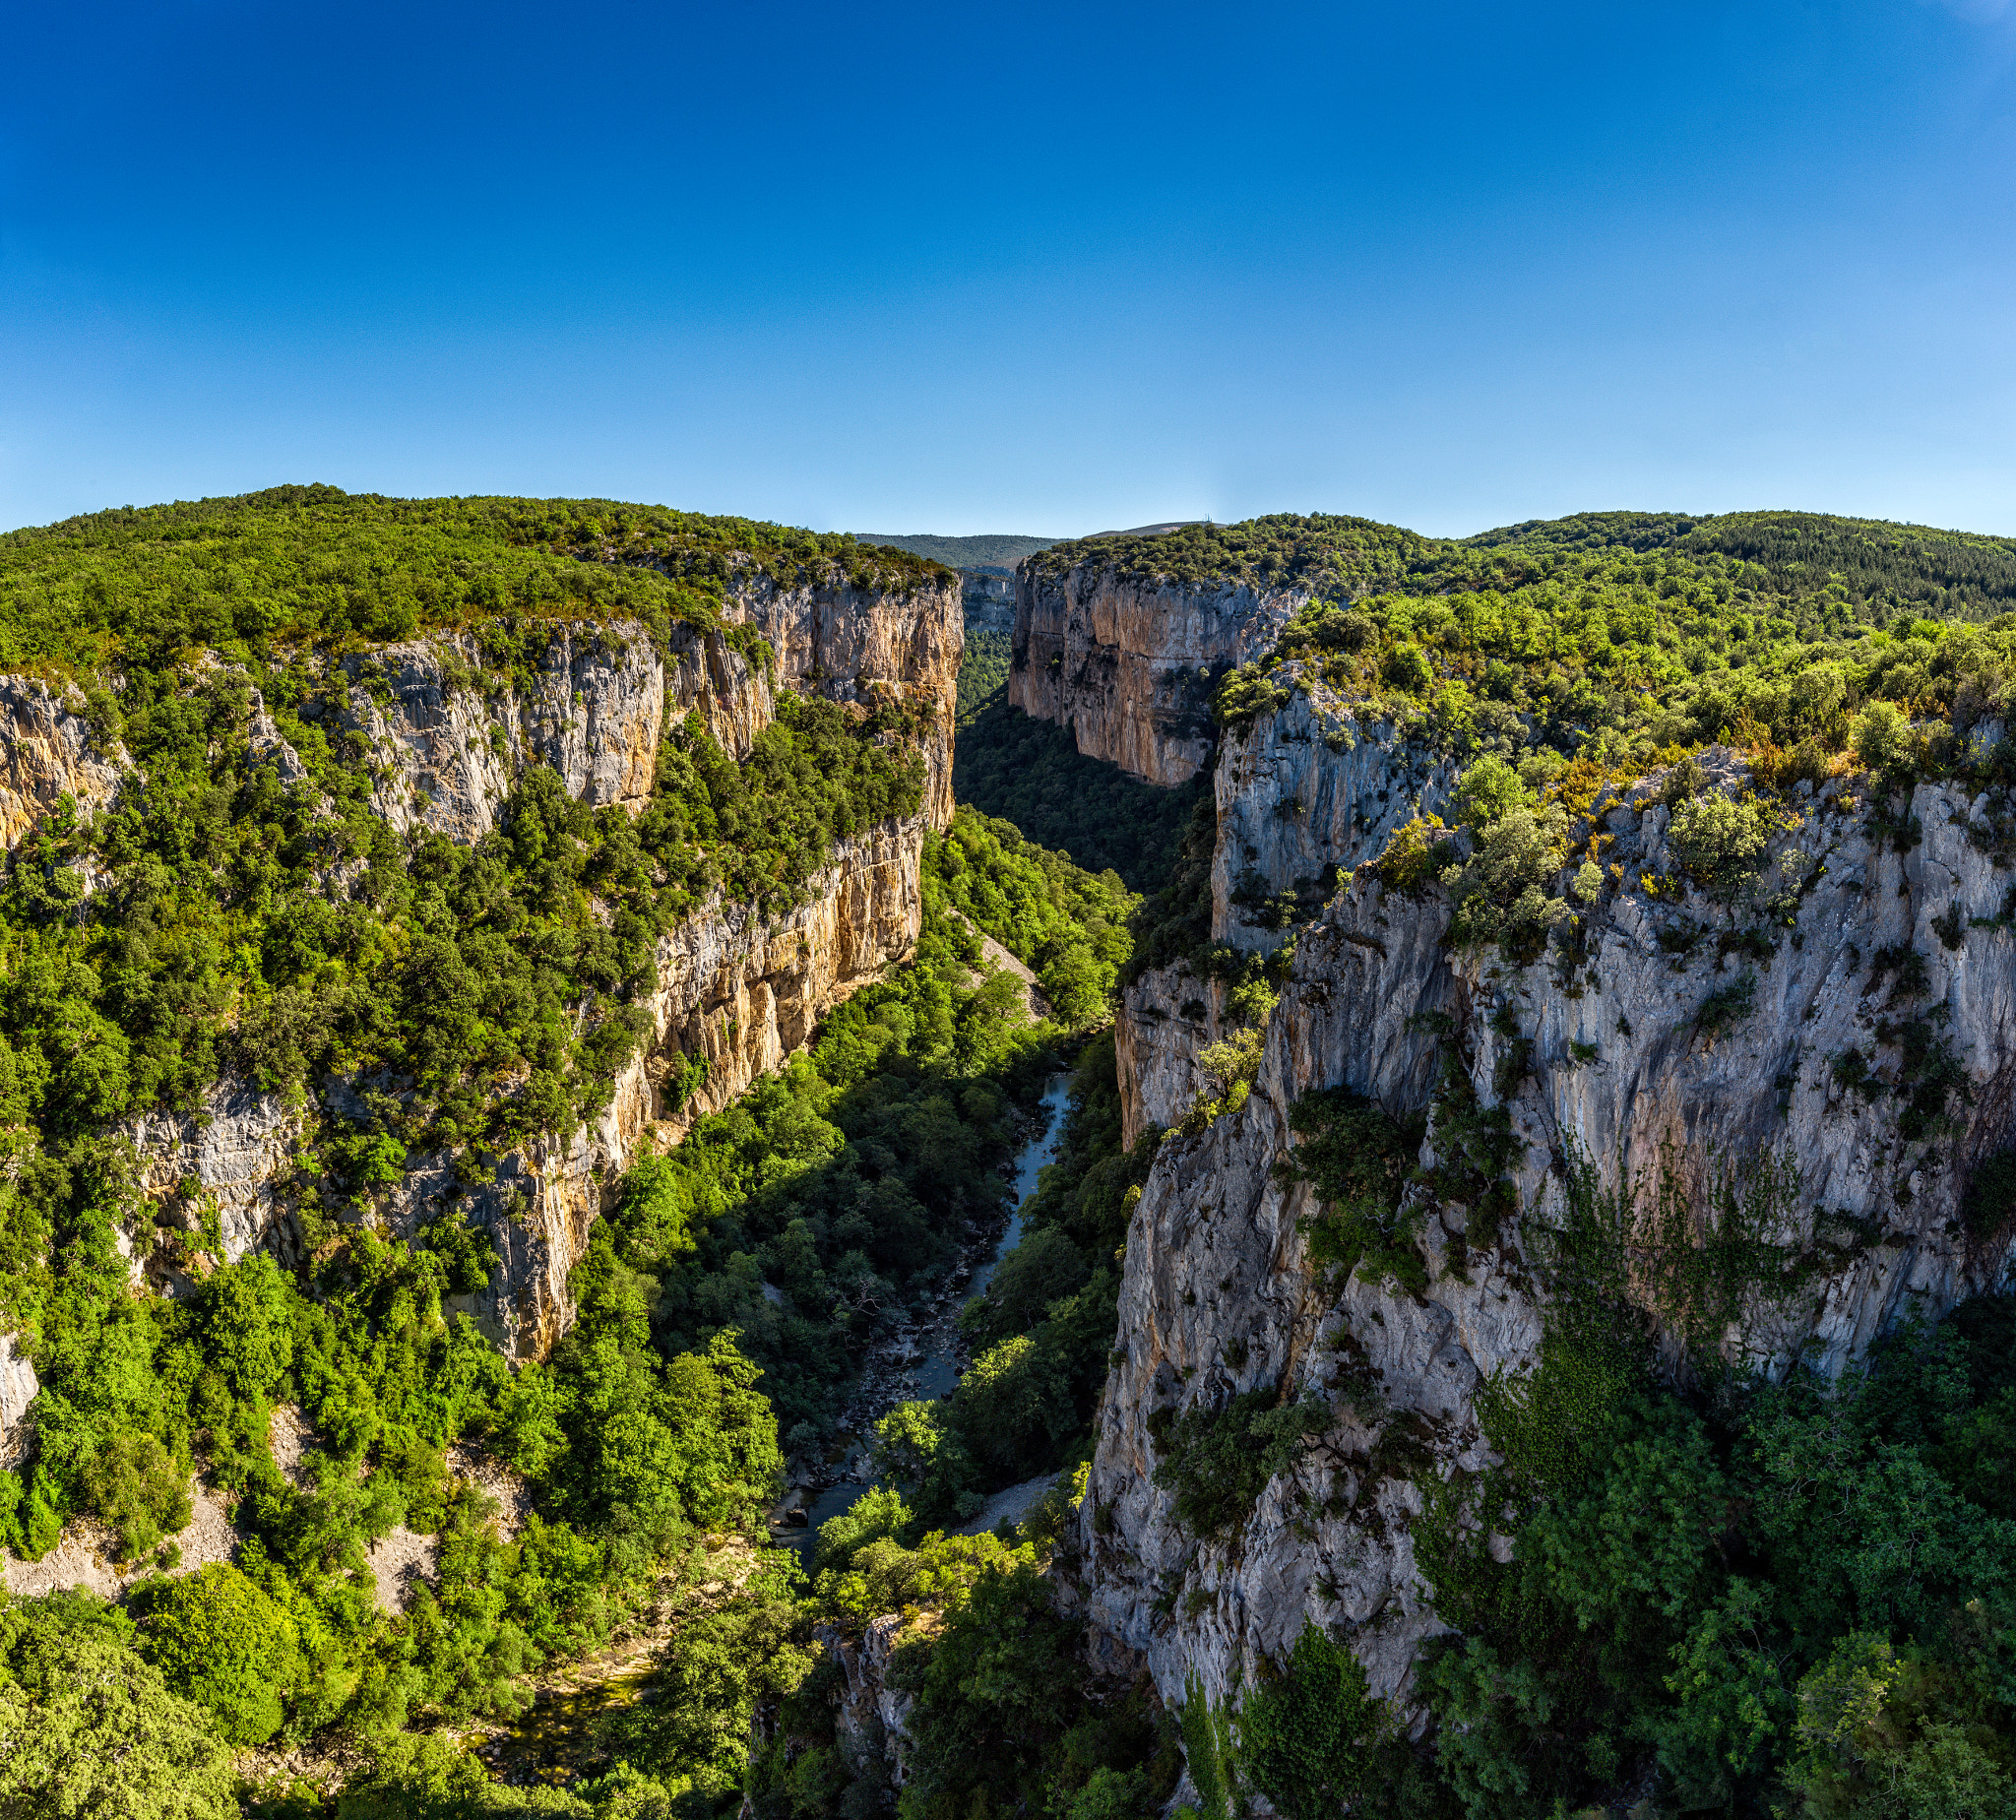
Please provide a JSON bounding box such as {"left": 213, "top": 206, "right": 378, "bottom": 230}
{"left": 1009, "top": 558, "right": 1300, "bottom": 786}
{"left": 0, "top": 677, "right": 123, "bottom": 850}
{"left": 36, "top": 576, "right": 961, "bottom": 1367}
{"left": 1085, "top": 710, "right": 2016, "bottom": 1726}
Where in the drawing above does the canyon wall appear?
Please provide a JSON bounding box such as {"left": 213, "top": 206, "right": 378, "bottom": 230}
{"left": 1084, "top": 714, "right": 2016, "bottom": 1725}
{"left": 0, "top": 677, "right": 123, "bottom": 848}
{"left": 1115, "top": 677, "right": 1455, "bottom": 1143}
{"left": 1009, "top": 556, "right": 1303, "bottom": 786}
{"left": 15, "top": 575, "right": 960, "bottom": 1367}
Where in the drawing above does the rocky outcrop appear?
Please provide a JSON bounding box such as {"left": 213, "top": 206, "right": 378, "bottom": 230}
{"left": 819, "top": 1615, "right": 918, "bottom": 1789}
{"left": 734, "top": 574, "right": 963, "bottom": 826}
{"left": 962, "top": 568, "right": 1017, "bottom": 633}
{"left": 0, "top": 1333, "right": 37, "bottom": 1469}
{"left": 126, "top": 1082, "right": 306, "bottom": 1270}
{"left": 326, "top": 570, "right": 962, "bottom": 847}
{"left": 1116, "top": 691, "right": 1454, "bottom": 1144}
{"left": 1085, "top": 729, "right": 2016, "bottom": 1726}
{"left": 1210, "top": 683, "right": 1454, "bottom": 956}
{"left": 335, "top": 621, "right": 682, "bottom": 845}
{"left": 98, "top": 583, "right": 960, "bottom": 1362}
{"left": 1010, "top": 560, "right": 1302, "bottom": 786}
{"left": 0, "top": 677, "right": 123, "bottom": 849}
{"left": 1115, "top": 968, "right": 1230, "bottom": 1149}
{"left": 446, "top": 817, "right": 930, "bottom": 1358}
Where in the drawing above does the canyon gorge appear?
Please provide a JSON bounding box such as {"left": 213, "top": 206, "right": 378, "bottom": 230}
{"left": 8, "top": 498, "right": 2016, "bottom": 1819}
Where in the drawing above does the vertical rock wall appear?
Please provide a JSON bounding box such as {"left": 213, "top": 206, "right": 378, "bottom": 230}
{"left": 1009, "top": 558, "right": 1302, "bottom": 786}
{"left": 1086, "top": 711, "right": 2016, "bottom": 1731}
{"left": 0, "top": 678, "right": 123, "bottom": 849}
{"left": 1116, "top": 684, "right": 1454, "bottom": 1144}
{"left": 60, "top": 575, "right": 962, "bottom": 1364}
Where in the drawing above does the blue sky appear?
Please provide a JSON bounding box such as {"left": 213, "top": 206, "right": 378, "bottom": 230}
{"left": 4, "top": 1, "right": 2015, "bottom": 537}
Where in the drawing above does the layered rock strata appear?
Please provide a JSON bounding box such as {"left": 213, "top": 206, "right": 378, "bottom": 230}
{"left": 1084, "top": 736, "right": 2016, "bottom": 1724}
{"left": 1009, "top": 559, "right": 1302, "bottom": 785}
{"left": 44, "top": 576, "right": 960, "bottom": 1366}
{"left": 0, "top": 677, "right": 123, "bottom": 849}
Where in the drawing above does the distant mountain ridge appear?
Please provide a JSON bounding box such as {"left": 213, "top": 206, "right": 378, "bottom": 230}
{"left": 854, "top": 532, "right": 1060, "bottom": 569}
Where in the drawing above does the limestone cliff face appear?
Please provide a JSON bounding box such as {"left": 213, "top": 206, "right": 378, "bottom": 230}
{"left": 1115, "top": 689, "right": 1454, "bottom": 1144}
{"left": 734, "top": 573, "right": 963, "bottom": 827}
{"left": 0, "top": 677, "right": 123, "bottom": 849}
{"left": 50, "top": 579, "right": 960, "bottom": 1366}
{"left": 1209, "top": 682, "right": 1455, "bottom": 956}
{"left": 1009, "top": 559, "right": 1301, "bottom": 785}
{"left": 439, "top": 816, "right": 927, "bottom": 1359}
{"left": 335, "top": 621, "right": 680, "bottom": 843}
{"left": 1085, "top": 722, "right": 2016, "bottom": 1726}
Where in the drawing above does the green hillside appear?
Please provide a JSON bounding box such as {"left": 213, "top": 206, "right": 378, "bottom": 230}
{"left": 0, "top": 483, "right": 949, "bottom": 676}
{"left": 852, "top": 531, "right": 1059, "bottom": 568}
{"left": 1032, "top": 506, "right": 2016, "bottom": 628}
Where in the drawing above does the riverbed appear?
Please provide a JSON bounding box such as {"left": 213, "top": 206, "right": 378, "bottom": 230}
{"left": 776, "top": 1070, "right": 1073, "bottom": 1551}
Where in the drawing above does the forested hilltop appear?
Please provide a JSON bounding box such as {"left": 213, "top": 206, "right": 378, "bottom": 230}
{"left": 1033, "top": 506, "right": 2016, "bottom": 629}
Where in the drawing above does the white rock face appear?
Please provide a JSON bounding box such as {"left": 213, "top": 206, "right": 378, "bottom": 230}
{"left": 820, "top": 1615, "right": 919, "bottom": 1788}
{"left": 1117, "top": 697, "right": 1454, "bottom": 1143}
{"left": 735, "top": 575, "right": 963, "bottom": 828}
{"left": 336, "top": 620, "right": 674, "bottom": 844}
{"left": 0, "top": 677, "right": 124, "bottom": 849}
{"left": 1085, "top": 723, "right": 2016, "bottom": 1729}
{"left": 0, "top": 1333, "right": 38, "bottom": 1469}
{"left": 1210, "top": 687, "right": 1455, "bottom": 956}
{"left": 1009, "top": 560, "right": 1302, "bottom": 785}
{"left": 125, "top": 1080, "right": 305, "bottom": 1267}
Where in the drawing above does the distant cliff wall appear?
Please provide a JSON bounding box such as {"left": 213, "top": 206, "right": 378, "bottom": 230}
{"left": 1008, "top": 558, "right": 1302, "bottom": 786}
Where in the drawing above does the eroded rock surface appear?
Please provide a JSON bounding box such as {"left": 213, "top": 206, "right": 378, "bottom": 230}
{"left": 1085, "top": 730, "right": 2016, "bottom": 1726}
{"left": 1009, "top": 559, "right": 1300, "bottom": 785}
{"left": 0, "top": 677, "right": 123, "bottom": 849}
{"left": 30, "top": 579, "right": 960, "bottom": 1364}
{"left": 1117, "top": 697, "right": 1454, "bottom": 1143}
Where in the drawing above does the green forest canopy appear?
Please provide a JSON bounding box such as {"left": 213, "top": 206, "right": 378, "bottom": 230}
{"left": 850, "top": 532, "right": 1058, "bottom": 569}
{"left": 0, "top": 484, "right": 950, "bottom": 676}
{"left": 1031, "top": 507, "right": 2016, "bottom": 627}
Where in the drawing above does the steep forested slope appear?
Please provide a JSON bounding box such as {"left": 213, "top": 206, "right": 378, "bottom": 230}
{"left": 0, "top": 487, "right": 1138, "bottom": 1816}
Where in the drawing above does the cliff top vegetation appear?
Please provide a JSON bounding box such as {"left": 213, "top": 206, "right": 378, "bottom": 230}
{"left": 1204, "top": 514, "right": 2016, "bottom": 813}
{"left": 1033, "top": 506, "right": 2016, "bottom": 632}
{"left": 851, "top": 531, "right": 1058, "bottom": 569}
{"left": 0, "top": 483, "right": 951, "bottom": 678}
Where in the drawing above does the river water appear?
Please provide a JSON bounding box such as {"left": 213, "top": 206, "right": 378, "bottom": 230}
{"left": 778, "top": 1071, "right": 1073, "bottom": 1550}
{"left": 486, "top": 1075, "right": 1077, "bottom": 1784}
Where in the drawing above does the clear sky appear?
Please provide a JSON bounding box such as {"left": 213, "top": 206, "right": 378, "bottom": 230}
{"left": 5, "top": 1, "right": 2015, "bottom": 538}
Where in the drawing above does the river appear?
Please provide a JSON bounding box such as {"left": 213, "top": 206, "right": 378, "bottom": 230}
{"left": 777, "top": 1070, "right": 1073, "bottom": 1551}
{"left": 485, "top": 1074, "right": 1076, "bottom": 1784}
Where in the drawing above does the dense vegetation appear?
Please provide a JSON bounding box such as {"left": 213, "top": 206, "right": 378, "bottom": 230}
{"left": 1035, "top": 507, "right": 2016, "bottom": 629}
{"left": 0, "top": 489, "right": 1134, "bottom": 1816}
{"left": 954, "top": 627, "right": 1011, "bottom": 731}
{"left": 850, "top": 533, "right": 1057, "bottom": 570}
{"left": 1160, "top": 1291, "right": 2016, "bottom": 1820}
{"left": 3, "top": 658, "right": 924, "bottom": 1163}
{"left": 1188, "top": 510, "right": 2016, "bottom": 803}
{"left": 15, "top": 491, "right": 2016, "bottom": 1819}
{"left": 0, "top": 484, "right": 948, "bottom": 678}
{"left": 953, "top": 687, "right": 1203, "bottom": 891}
{"left": 734, "top": 1024, "right": 1168, "bottom": 1820}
